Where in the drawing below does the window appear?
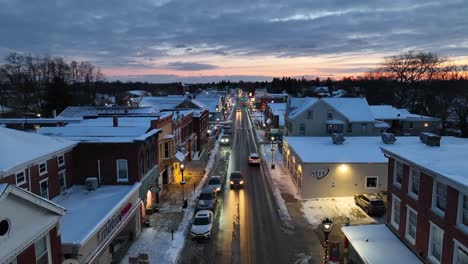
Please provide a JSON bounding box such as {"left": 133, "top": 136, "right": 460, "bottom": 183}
{"left": 394, "top": 160, "right": 403, "bottom": 187}
{"left": 35, "top": 235, "right": 49, "bottom": 264}
{"left": 428, "top": 222, "right": 444, "bottom": 263}
{"left": 59, "top": 170, "right": 66, "bottom": 193}
{"left": 457, "top": 194, "right": 468, "bottom": 233}
{"left": 116, "top": 159, "right": 129, "bottom": 182}
{"left": 408, "top": 168, "right": 420, "bottom": 199}
{"left": 405, "top": 206, "right": 417, "bottom": 245}
{"left": 347, "top": 123, "right": 352, "bottom": 133}
{"left": 39, "top": 179, "right": 48, "bottom": 199}
{"left": 365, "top": 176, "right": 378, "bottom": 189}
{"left": 15, "top": 170, "right": 26, "bottom": 185}
{"left": 361, "top": 123, "right": 367, "bottom": 134}
{"left": 57, "top": 154, "right": 65, "bottom": 167}
{"left": 299, "top": 124, "right": 305, "bottom": 135}
{"left": 391, "top": 195, "right": 401, "bottom": 229}
{"left": 140, "top": 153, "right": 145, "bottom": 175}
{"left": 327, "top": 110, "right": 333, "bottom": 119}
{"left": 432, "top": 181, "right": 447, "bottom": 215}
{"left": 164, "top": 142, "right": 170, "bottom": 158}
{"left": 454, "top": 240, "right": 468, "bottom": 264}
{"left": 409, "top": 122, "right": 413, "bottom": 129}
{"left": 39, "top": 162, "right": 47, "bottom": 176}
{"left": 306, "top": 110, "right": 313, "bottom": 120}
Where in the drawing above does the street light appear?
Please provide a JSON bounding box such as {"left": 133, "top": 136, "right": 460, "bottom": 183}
{"left": 207, "top": 129, "right": 212, "bottom": 156}
{"left": 270, "top": 136, "right": 275, "bottom": 169}
{"left": 321, "top": 218, "right": 334, "bottom": 264}
{"left": 180, "top": 163, "right": 187, "bottom": 209}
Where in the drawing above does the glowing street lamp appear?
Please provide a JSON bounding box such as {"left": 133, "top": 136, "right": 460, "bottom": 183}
{"left": 180, "top": 163, "right": 187, "bottom": 209}
{"left": 321, "top": 218, "right": 333, "bottom": 263}
{"left": 270, "top": 136, "right": 276, "bottom": 169}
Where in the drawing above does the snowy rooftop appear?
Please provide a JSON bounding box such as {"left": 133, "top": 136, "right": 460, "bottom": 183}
{"left": 322, "top": 97, "right": 375, "bottom": 122}
{"left": 57, "top": 106, "right": 158, "bottom": 118}
{"left": 52, "top": 184, "right": 141, "bottom": 246}
{"left": 169, "top": 110, "right": 194, "bottom": 120}
{"left": 284, "top": 136, "right": 418, "bottom": 163}
{"left": 288, "top": 98, "right": 319, "bottom": 119}
{"left": 381, "top": 136, "right": 468, "bottom": 189}
{"left": 0, "top": 127, "right": 76, "bottom": 175}
{"left": 371, "top": 105, "right": 440, "bottom": 121}
{"left": 341, "top": 225, "right": 422, "bottom": 264}
{"left": 140, "top": 96, "right": 187, "bottom": 111}
{"left": 192, "top": 97, "right": 221, "bottom": 113}
{"left": 268, "top": 103, "right": 286, "bottom": 126}
{"left": 128, "top": 90, "right": 149, "bottom": 96}
{"left": 66, "top": 116, "right": 158, "bottom": 127}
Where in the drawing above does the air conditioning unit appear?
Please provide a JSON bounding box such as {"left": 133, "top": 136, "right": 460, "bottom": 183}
{"left": 86, "top": 177, "right": 99, "bottom": 191}
{"left": 332, "top": 133, "right": 345, "bottom": 145}
{"left": 382, "top": 133, "right": 397, "bottom": 144}
{"left": 420, "top": 132, "right": 440, "bottom": 146}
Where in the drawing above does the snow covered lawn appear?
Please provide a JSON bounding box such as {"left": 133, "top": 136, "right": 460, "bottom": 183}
{"left": 301, "top": 197, "right": 382, "bottom": 228}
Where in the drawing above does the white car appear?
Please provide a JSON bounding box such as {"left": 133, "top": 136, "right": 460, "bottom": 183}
{"left": 208, "top": 176, "right": 222, "bottom": 192}
{"left": 191, "top": 210, "right": 214, "bottom": 239}
{"left": 248, "top": 153, "right": 261, "bottom": 165}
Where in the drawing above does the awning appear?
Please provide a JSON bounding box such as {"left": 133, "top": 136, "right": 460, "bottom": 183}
{"left": 175, "top": 151, "right": 185, "bottom": 162}
{"left": 325, "top": 119, "right": 345, "bottom": 125}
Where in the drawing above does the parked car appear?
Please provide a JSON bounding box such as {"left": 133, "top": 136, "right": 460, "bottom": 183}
{"left": 220, "top": 135, "right": 230, "bottom": 145}
{"left": 377, "top": 190, "right": 388, "bottom": 206}
{"left": 354, "top": 193, "right": 386, "bottom": 216}
{"left": 208, "top": 176, "right": 222, "bottom": 193}
{"left": 196, "top": 186, "right": 217, "bottom": 211}
{"left": 191, "top": 210, "right": 214, "bottom": 239}
{"left": 230, "top": 171, "right": 244, "bottom": 189}
{"left": 248, "top": 153, "right": 261, "bottom": 165}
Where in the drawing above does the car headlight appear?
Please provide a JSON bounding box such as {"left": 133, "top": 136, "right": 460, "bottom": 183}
{"left": 240, "top": 180, "right": 244, "bottom": 184}
{"left": 230, "top": 181, "right": 234, "bottom": 184}
{"left": 216, "top": 187, "right": 221, "bottom": 191}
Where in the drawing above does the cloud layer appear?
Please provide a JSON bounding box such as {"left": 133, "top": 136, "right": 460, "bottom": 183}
{"left": 1, "top": 0, "right": 467, "bottom": 82}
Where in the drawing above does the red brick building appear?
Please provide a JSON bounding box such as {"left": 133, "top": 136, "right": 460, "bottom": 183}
{"left": 0, "top": 127, "right": 76, "bottom": 200}
{"left": 0, "top": 184, "right": 65, "bottom": 264}
{"left": 193, "top": 109, "right": 209, "bottom": 153}
{"left": 381, "top": 137, "right": 468, "bottom": 264}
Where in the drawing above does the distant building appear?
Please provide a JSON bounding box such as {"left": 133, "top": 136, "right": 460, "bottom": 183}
{"left": 381, "top": 136, "right": 468, "bottom": 263}
{"left": 0, "top": 184, "right": 65, "bottom": 264}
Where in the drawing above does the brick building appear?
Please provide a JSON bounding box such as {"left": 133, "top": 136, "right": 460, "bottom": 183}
{"left": 0, "top": 127, "right": 76, "bottom": 200}
{"left": 0, "top": 184, "right": 66, "bottom": 264}
{"left": 381, "top": 137, "right": 468, "bottom": 263}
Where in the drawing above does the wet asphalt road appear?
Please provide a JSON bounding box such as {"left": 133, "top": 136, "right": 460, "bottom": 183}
{"left": 179, "top": 106, "right": 324, "bottom": 264}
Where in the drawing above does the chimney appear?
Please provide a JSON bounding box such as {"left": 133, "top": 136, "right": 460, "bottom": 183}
{"left": 113, "top": 115, "right": 118, "bottom": 127}
{"left": 331, "top": 133, "right": 345, "bottom": 145}
{"left": 52, "top": 109, "right": 57, "bottom": 118}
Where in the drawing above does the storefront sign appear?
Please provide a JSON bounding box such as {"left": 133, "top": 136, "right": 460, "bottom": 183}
{"left": 98, "top": 202, "right": 133, "bottom": 242}
{"left": 311, "top": 168, "right": 329, "bottom": 179}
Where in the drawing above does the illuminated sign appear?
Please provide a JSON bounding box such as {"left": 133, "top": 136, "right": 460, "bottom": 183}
{"left": 311, "top": 169, "right": 329, "bottom": 179}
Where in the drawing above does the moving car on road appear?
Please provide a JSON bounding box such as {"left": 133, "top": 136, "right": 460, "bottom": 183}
{"left": 230, "top": 171, "right": 244, "bottom": 189}
{"left": 237, "top": 108, "right": 241, "bottom": 113}
{"left": 220, "top": 135, "right": 230, "bottom": 145}
{"left": 191, "top": 210, "right": 214, "bottom": 239}
{"left": 248, "top": 153, "right": 261, "bottom": 165}
{"left": 196, "top": 186, "right": 217, "bottom": 211}
{"left": 208, "top": 175, "right": 222, "bottom": 193}
{"left": 354, "top": 193, "right": 386, "bottom": 216}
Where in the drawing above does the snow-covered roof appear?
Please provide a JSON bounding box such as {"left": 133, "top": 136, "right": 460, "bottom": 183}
{"left": 373, "top": 120, "right": 391, "bottom": 128}
{"left": 0, "top": 127, "right": 77, "bottom": 175}
{"left": 57, "top": 106, "right": 158, "bottom": 118}
{"left": 52, "top": 184, "right": 141, "bottom": 246}
{"left": 128, "top": 90, "right": 149, "bottom": 96}
{"left": 288, "top": 97, "right": 310, "bottom": 109}
{"left": 341, "top": 225, "right": 422, "bottom": 264}
{"left": 268, "top": 103, "right": 286, "bottom": 126}
{"left": 284, "top": 136, "right": 418, "bottom": 163}
{"left": 192, "top": 96, "right": 221, "bottom": 113}
{"left": 370, "top": 105, "right": 405, "bottom": 120}
{"left": 322, "top": 97, "right": 375, "bottom": 122}
{"left": 381, "top": 136, "right": 468, "bottom": 190}
{"left": 397, "top": 108, "right": 440, "bottom": 121}
{"left": 140, "top": 96, "right": 187, "bottom": 111}
{"left": 169, "top": 110, "right": 194, "bottom": 120}
{"left": 288, "top": 98, "right": 320, "bottom": 119}
{"left": 66, "top": 117, "right": 158, "bottom": 127}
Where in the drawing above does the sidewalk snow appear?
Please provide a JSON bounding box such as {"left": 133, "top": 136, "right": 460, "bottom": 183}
{"left": 121, "top": 135, "right": 221, "bottom": 264}
{"left": 301, "top": 197, "right": 380, "bottom": 228}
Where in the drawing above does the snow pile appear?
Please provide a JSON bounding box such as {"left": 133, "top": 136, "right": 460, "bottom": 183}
{"left": 301, "top": 197, "right": 379, "bottom": 228}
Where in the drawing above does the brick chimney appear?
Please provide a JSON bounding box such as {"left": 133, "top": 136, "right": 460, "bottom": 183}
{"left": 113, "top": 115, "right": 118, "bottom": 127}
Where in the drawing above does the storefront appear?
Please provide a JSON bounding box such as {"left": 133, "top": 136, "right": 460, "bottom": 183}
{"left": 53, "top": 183, "right": 142, "bottom": 264}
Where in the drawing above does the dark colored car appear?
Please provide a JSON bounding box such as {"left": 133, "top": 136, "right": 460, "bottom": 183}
{"left": 230, "top": 171, "right": 244, "bottom": 189}
{"left": 196, "top": 186, "right": 217, "bottom": 211}
{"left": 354, "top": 193, "right": 386, "bottom": 216}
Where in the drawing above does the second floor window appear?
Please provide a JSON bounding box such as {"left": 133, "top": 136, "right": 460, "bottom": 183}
{"left": 57, "top": 154, "right": 65, "bottom": 167}
{"left": 433, "top": 181, "right": 447, "bottom": 215}
{"left": 306, "top": 110, "right": 313, "bottom": 120}
{"left": 299, "top": 124, "right": 305, "bottom": 135}
{"left": 16, "top": 170, "right": 26, "bottom": 185}
{"left": 409, "top": 168, "right": 420, "bottom": 198}
{"left": 394, "top": 161, "right": 403, "bottom": 187}
{"left": 327, "top": 110, "right": 333, "bottom": 119}
{"left": 35, "top": 235, "right": 49, "bottom": 264}
{"left": 117, "top": 159, "right": 129, "bottom": 182}
{"left": 458, "top": 194, "right": 468, "bottom": 231}
{"left": 164, "top": 142, "right": 170, "bottom": 158}
{"left": 39, "top": 162, "right": 47, "bottom": 176}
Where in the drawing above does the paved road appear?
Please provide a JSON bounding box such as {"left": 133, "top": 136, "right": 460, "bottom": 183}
{"left": 180, "top": 105, "right": 323, "bottom": 264}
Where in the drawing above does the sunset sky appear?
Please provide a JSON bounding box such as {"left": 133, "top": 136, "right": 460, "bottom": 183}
{"left": 1, "top": 0, "right": 467, "bottom": 82}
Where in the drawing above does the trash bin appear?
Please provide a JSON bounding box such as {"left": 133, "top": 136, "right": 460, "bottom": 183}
{"left": 182, "top": 198, "right": 188, "bottom": 208}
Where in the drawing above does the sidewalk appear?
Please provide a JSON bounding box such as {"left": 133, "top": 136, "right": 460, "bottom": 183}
{"left": 121, "top": 139, "right": 221, "bottom": 264}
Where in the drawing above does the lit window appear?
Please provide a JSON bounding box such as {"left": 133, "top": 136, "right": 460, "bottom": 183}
{"left": 116, "top": 159, "right": 129, "bottom": 182}
{"left": 432, "top": 181, "right": 447, "bottom": 215}
{"left": 57, "top": 154, "right": 65, "bottom": 167}
{"left": 405, "top": 206, "right": 417, "bottom": 245}
{"left": 391, "top": 195, "right": 401, "bottom": 229}
{"left": 16, "top": 170, "right": 26, "bottom": 185}
{"left": 35, "top": 235, "right": 49, "bottom": 264}
{"left": 365, "top": 176, "right": 378, "bottom": 189}
{"left": 454, "top": 239, "right": 468, "bottom": 264}
{"left": 394, "top": 160, "right": 403, "bottom": 187}
{"left": 40, "top": 179, "right": 48, "bottom": 199}
{"left": 408, "top": 168, "right": 420, "bottom": 199}
{"left": 39, "top": 162, "right": 47, "bottom": 176}
{"left": 429, "top": 222, "right": 444, "bottom": 263}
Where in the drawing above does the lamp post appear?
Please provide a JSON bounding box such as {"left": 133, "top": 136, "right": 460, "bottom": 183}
{"left": 207, "top": 129, "right": 212, "bottom": 156}
{"left": 180, "top": 163, "right": 187, "bottom": 209}
{"left": 270, "top": 136, "right": 276, "bottom": 169}
{"left": 321, "top": 218, "right": 333, "bottom": 264}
